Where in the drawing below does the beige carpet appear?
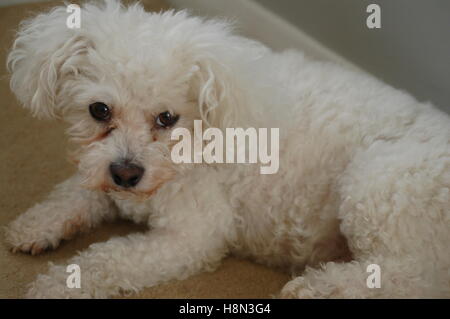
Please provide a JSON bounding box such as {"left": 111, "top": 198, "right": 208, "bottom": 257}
{"left": 0, "top": 0, "right": 289, "bottom": 298}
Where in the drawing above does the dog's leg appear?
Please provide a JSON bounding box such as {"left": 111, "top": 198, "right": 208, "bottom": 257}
{"left": 26, "top": 230, "right": 228, "bottom": 298}
{"left": 5, "top": 174, "right": 117, "bottom": 255}
{"left": 25, "top": 181, "right": 232, "bottom": 298}
{"left": 281, "top": 148, "right": 450, "bottom": 298}
{"left": 279, "top": 255, "right": 442, "bottom": 298}
{"left": 280, "top": 205, "right": 448, "bottom": 298}
{"left": 26, "top": 221, "right": 229, "bottom": 298}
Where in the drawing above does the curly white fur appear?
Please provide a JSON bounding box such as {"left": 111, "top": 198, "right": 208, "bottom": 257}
{"left": 5, "top": 0, "right": 450, "bottom": 298}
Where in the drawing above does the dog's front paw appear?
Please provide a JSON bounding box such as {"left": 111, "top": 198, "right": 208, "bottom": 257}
{"left": 26, "top": 264, "right": 91, "bottom": 299}
{"left": 26, "top": 257, "right": 122, "bottom": 299}
{"left": 5, "top": 224, "right": 56, "bottom": 256}
{"left": 4, "top": 205, "right": 63, "bottom": 255}
{"left": 279, "top": 276, "right": 314, "bottom": 299}
{"left": 279, "top": 275, "right": 344, "bottom": 299}
{"left": 279, "top": 263, "right": 367, "bottom": 299}
{"left": 8, "top": 237, "right": 53, "bottom": 256}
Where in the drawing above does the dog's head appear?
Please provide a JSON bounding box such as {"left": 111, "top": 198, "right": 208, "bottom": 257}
{"left": 8, "top": 0, "right": 266, "bottom": 199}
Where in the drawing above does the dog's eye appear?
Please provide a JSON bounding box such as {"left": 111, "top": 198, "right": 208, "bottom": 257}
{"left": 156, "top": 111, "right": 179, "bottom": 128}
{"left": 89, "top": 102, "right": 111, "bottom": 122}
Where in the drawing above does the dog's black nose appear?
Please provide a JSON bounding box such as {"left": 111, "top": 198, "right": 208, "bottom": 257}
{"left": 109, "top": 161, "right": 145, "bottom": 188}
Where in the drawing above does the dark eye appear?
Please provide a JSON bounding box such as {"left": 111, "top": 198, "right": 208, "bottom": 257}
{"left": 89, "top": 102, "right": 111, "bottom": 122}
{"left": 156, "top": 111, "right": 179, "bottom": 128}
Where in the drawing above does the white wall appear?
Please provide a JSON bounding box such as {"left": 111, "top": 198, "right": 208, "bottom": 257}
{"left": 169, "top": 0, "right": 450, "bottom": 111}
{"left": 254, "top": 0, "right": 450, "bottom": 111}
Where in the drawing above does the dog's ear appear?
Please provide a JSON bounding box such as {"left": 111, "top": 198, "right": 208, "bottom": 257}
{"left": 188, "top": 38, "right": 262, "bottom": 130}
{"left": 7, "top": 6, "right": 91, "bottom": 119}
{"left": 190, "top": 59, "right": 240, "bottom": 130}
{"left": 187, "top": 23, "right": 270, "bottom": 130}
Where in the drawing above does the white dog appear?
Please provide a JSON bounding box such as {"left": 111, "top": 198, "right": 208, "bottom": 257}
{"left": 5, "top": 0, "right": 450, "bottom": 298}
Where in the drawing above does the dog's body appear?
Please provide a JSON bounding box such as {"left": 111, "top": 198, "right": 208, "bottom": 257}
{"left": 5, "top": 0, "right": 450, "bottom": 298}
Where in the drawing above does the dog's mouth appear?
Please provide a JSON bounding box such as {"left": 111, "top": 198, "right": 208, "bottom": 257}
{"left": 97, "top": 172, "right": 173, "bottom": 202}
{"left": 98, "top": 184, "right": 162, "bottom": 202}
{"left": 79, "top": 165, "right": 176, "bottom": 202}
